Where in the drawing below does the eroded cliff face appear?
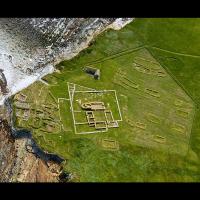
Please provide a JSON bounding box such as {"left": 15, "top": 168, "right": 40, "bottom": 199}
{"left": 0, "top": 117, "right": 62, "bottom": 182}
{"left": 0, "top": 18, "right": 133, "bottom": 104}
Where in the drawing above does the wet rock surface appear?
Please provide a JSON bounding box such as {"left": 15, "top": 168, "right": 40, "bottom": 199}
{"left": 0, "top": 69, "right": 8, "bottom": 95}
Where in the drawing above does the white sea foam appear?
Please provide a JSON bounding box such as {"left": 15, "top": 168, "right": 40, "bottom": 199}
{"left": 0, "top": 18, "right": 134, "bottom": 105}
{"left": 0, "top": 52, "right": 54, "bottom": 104}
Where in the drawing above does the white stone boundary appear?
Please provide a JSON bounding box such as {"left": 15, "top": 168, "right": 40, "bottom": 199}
{"left": 67, "top": 82, "right": 123, "bottom": 134}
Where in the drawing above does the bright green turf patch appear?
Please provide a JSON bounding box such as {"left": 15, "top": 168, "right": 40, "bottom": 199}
{"left": 12, "top": 18, "right": 200, "bottom": 182}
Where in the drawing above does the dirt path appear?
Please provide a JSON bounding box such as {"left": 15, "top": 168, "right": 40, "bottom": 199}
{"left": 150, "top": 46, "right": 200, "bottom": 59}
{"left": 81, "top": 45, "right": 146, "bottom": 66}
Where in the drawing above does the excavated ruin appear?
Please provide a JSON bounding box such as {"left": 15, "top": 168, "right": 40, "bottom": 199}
{"left": 0, "top": 18, "right": 133, "bottom": 182}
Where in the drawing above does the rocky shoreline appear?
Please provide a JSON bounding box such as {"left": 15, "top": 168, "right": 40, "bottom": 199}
{"left": 0, "top": 117, "right": 63, "bottom": 182}
{"left": 0, "top": 98, "right": 66, "bottom": 182}
{"left": 0, "top": 18, "right": 134, "bottom": 182}
{"left": 0, "top": 18, "right": 133, "bottom": 105}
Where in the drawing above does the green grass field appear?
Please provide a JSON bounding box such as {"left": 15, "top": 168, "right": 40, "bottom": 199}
{"left": 12, "top": 18, "right": 200, "bottom": 182}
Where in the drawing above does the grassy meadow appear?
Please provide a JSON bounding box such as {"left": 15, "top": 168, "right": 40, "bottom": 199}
{"left": 12, "top": 18, "right": 200, "bottom": 182}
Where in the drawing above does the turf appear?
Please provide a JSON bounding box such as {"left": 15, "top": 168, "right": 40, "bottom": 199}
{"left": 12, "top": 18, "right": 200, "bottom": 182}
